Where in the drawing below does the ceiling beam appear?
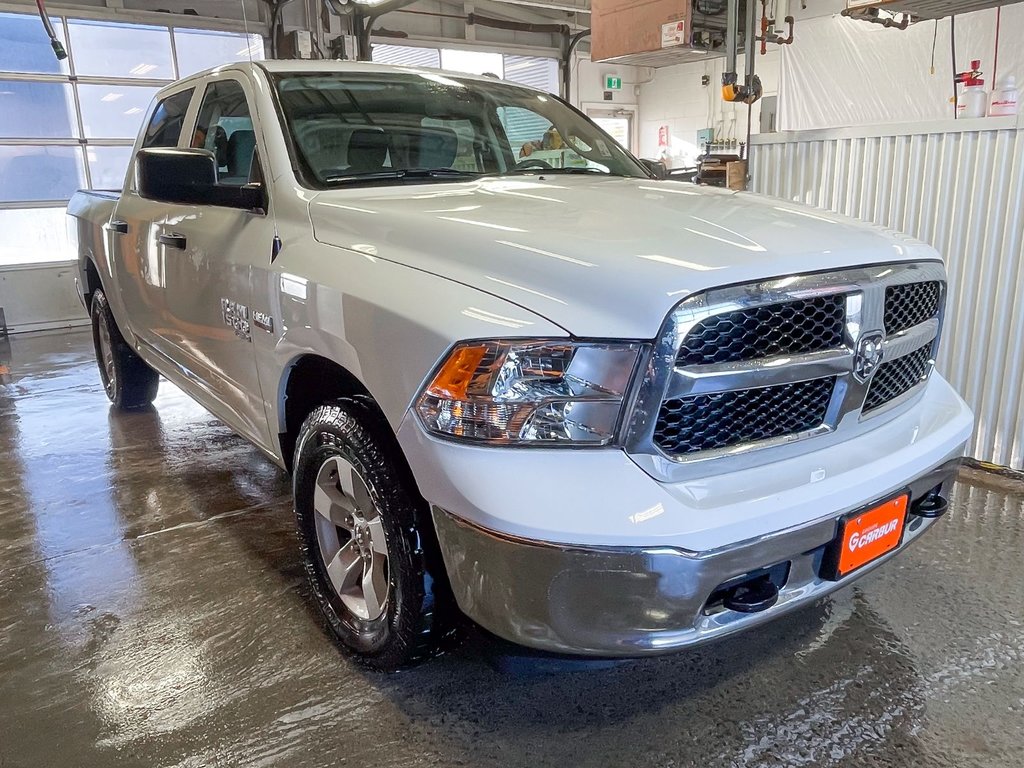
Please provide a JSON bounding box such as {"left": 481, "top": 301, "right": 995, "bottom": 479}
{"left": 483, "top": 0, "right": 589, "bottom": 14}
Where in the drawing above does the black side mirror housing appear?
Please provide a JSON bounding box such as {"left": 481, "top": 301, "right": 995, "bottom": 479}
{"left": 136, "top": 148, "right": 264, "bottom": 210}
{"left": 639, "top": 158, "right": 668, "bottom": 180}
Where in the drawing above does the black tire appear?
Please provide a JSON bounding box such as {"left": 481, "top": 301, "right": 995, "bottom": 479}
{"left": 90, "top": 289, "right": 159, "bottom": 410}
{"left": 293, "top": 397, "right": 455, "bottom": 670}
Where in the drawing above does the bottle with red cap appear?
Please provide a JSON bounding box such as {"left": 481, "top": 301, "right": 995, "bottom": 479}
{"left": 957, "top": 60, "right": 989, "bottom": 119}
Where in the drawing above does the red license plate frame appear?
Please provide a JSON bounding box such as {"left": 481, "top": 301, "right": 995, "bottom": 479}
{"left": 823, "top": 492, "right": 910, "bottom": 580}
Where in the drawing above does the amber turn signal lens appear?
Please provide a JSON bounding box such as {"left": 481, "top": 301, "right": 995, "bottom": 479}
{"left": 424, "top": 344, "right": 488, "bottom": 400}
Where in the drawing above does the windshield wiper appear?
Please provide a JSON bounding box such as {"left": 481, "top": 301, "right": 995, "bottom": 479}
{"left": 503, "top": 167, "right": 615, "bottom": 176}
{"left": 323, "top": 168, "right": 481, "bottom": 185}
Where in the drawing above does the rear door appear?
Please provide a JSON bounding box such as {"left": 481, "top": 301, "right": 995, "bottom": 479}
{"left": 148, "top": 75, "right": 275, "bottom": 450}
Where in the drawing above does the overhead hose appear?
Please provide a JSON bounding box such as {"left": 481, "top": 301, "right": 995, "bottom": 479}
{"left": 35, "top": 0, "right": 66, "bottom": 60}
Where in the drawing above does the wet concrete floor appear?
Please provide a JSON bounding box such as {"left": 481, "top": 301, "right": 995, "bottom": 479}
{"left": 1, "top": 328, "right": 1023, "bottom": 768}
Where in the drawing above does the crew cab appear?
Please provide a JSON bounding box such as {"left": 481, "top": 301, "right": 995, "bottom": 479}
{"left": 68, "top": 60, "right": 974, "bottom": 669}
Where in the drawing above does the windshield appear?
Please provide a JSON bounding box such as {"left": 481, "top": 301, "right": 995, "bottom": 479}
{"left": 271, "top": 71, "right": 649, "bottom": 186}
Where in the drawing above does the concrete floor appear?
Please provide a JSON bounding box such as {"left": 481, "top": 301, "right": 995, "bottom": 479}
{"left": 1, "top": 328, "right": 1023, "bottom": 768}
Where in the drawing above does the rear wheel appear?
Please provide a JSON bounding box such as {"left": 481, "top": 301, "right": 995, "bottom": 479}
{"left": 90, "top": 289, "right": 159, "bottom": 410}
{"left": 293, "top": 398, "right": 455, "bottom": 669}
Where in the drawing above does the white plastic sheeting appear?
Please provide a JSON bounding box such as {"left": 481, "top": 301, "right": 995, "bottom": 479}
{"left": 780, "top": 9, "right": 1024, "bottom": 130}
{"left": 751, "top": 119, "right": 1024, "bottom": 469}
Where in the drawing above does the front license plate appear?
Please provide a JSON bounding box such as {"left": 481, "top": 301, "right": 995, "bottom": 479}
{"left": 825, "top": 493, "right": 909, "bottom": 580}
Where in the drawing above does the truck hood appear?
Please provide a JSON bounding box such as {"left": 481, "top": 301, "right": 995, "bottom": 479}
{"left": 309, "top": 176, "right": 939, "bottom": 339}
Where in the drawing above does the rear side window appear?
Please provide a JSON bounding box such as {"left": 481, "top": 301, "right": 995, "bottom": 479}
{"left": 190, "top": 79, "right": 257, "bottom": 185}
{"left": 142, "top": 88, "right": 194, "bottom": 148}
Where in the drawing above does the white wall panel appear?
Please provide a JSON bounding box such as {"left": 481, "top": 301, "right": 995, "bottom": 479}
{"left": 780, "top": 8, "right": 1024, "bottom": 131}
{"left": 0, "top": 262, "right": 88, "bottom": 333}
{"left": 751, "top": 120, "right": 1024, "bottom": 469}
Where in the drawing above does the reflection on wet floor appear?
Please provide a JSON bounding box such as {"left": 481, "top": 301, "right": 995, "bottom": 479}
{"left": 1, "top": 328, "right": 1022, "bottom": 768}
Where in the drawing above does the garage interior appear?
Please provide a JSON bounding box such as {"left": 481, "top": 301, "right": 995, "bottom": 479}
{"left": 1, "top": 0, "right": 1023, "bottom": 766}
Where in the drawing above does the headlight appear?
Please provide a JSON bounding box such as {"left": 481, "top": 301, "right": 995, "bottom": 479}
{"left": 415, "top": 339, "right": 644, "bottom": 446}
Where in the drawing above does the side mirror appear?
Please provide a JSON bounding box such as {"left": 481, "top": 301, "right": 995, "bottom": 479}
{"left": 136, "top": 148, "right": 263, "bottom": 210}
{"left": 639, "top": 158, "right": 668, "bottom": 180}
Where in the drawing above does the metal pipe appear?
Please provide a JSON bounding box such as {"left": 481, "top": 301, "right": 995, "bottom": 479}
{"left": 34, "top": 0, "right": 66, "bottom": 59}
{"left": 562, "top": 28, "right": 590, "bottom": 102}
{"left": 993, "top": 6, "right": 1001, "bottom": 86}
{"left": 357, "top": 0, "right": 419, "bottom": 60}
{"left": 725, "top": 0, "right": 739, "bottom": 78}
{"left": 745, "top": 0, "right": 756, "bottom": 83}
{"left": 951, "top": 14, "right": 958, "bottom": 118}
{"left": 468, "top": 13, "right": 569, "bottom": 35}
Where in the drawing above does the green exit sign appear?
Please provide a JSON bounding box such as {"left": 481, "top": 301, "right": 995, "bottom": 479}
{"left": 605, "top": 75, "right": 622, "bottom": 91}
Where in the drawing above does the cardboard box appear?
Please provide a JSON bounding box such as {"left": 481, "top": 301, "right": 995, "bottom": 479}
{"left": 726, "top": 160, "right": 748, "bottom": 191}
{"left": 591, "top": 0, "right": 691, "bottom": 62}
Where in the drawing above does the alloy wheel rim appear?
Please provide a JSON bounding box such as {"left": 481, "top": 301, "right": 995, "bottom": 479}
{"left": 312, "top": 455, "right": 390, "bottom": 621}
{"left": 97, "top": 320, "right": 116, "bottom": 398}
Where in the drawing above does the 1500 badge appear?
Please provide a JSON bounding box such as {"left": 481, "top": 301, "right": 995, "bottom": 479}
{"left": 221, "top": 298, "right": 251, "bottom": 341}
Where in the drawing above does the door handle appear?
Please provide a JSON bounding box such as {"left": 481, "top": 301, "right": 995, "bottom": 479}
{"left": 158, "top": 232, "right": 187, "bottom": 250}
{"left": 109, "top": 220, "right": 129, "bottom": 235}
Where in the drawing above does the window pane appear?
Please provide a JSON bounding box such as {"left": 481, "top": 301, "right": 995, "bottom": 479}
{"left": 0, "top": 12, "right": 69, "bottom": 75}
{"left": 86, "top": 146, "right": 132, "bottom": 190}
{"left": 0, "top": 80, "right": 77, "bottom": 138}
{"left": 142, "top": 88, "right": 194, "bottom": 148}
{"left": 440, "top": 49, "right": 503, "bottom": 78}
{"left": 371, "top": 44, "right": 440, "bottom": 69}
{"left": 78, "top": 83, "right": 158, "bottom": 139}
{"left": 0, "top": 207, "right": 74, "bottom": 266}
{"left": 68, "top": 20, "right": 173, "bottom": 79}
{"left": 421, "top": 118, "right": 480, "bottom": 172}
{"left": 591, "top": 116, "right": 630, "bottom": 149}
{"left": 0, "top": 146, "right": 85, "bottom": 202}
{"left": 192, "top": 80, "right": 255, "bottom": 184}
{"left": 503, "top": 56, "right": 558, "bottom": 94}
{"left": 174, "top": 29, "right": 263, "bottom": 78}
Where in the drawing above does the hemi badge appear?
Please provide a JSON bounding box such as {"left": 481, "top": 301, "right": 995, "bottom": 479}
{"left": 253, "top": 310, "right": 274, "bottom": 334}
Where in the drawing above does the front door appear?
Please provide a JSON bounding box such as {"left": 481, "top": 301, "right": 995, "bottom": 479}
{"left": 150, "top": 75, "right": 275, "bottom": 451}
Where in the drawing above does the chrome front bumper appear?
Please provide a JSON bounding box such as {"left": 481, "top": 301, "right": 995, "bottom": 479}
{"left": 432, "top": 457, "right": 961, "bottom": 657}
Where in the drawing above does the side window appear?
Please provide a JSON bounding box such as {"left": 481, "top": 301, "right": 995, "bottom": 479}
{"left": 190, "top": 79, "right": 257, "bottom": 186}
{"left": 142, "top": 88, "right": 195, "bottom": 148}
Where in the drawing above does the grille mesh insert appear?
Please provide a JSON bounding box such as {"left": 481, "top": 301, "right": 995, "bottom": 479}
{"left": 654, "top": 377, "right": 836, "bottom": 455}
{"left": 884, "top": 281, "right": 941, "bottom": 335}
{"left": 864, "top": 346, "right": 932, "bottom": 412}
{"left": 676, "top": 295, "right": 846, "bottom": 367}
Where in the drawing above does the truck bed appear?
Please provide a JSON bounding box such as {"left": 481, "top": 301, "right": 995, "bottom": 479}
{"left": 67, "top": 189, "right": 121, "bottom": 309}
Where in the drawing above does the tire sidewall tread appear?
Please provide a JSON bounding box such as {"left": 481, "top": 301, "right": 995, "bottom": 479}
{"left": 90, "top": 290, "right": 159, "bottom": 410}
{"left": 293, "top": 398, "right": 453, "bottom": 670}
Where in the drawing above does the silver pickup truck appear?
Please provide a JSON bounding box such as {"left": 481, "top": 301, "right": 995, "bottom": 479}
{"left": 68, "top": 60, "right": 974, "bottom": 669}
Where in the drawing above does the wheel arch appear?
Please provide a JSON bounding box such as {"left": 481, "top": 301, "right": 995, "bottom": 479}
{"left": 278, "top": 354, "right": 394, "bottom": 474}
{"left": 81, "top": 255, "right": 103, "bottom": 308}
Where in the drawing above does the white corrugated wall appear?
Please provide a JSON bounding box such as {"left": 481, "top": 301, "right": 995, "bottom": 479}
{"left": 750, "top": 120, "right": 1024, "bottom": 469}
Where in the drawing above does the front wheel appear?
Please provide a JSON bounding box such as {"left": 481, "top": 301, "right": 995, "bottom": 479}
{"left": 293, "top": 398, "right": 455, "bottom": 669}
{"left": 90, "top": 289, "right": 159, "bottom": 410}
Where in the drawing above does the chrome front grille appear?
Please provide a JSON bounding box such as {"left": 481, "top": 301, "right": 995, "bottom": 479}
{"left": 626, "top": 262, "right": 947, "bottom": 482}
{"left": 884, "top": 281, "right": 941, "bottom": 335}
{"left": 864, "top": 345, "right": 933, "bottom": 413}
{"left": 655, "top": 377, "right": 836, "bottom": 455}
{"left": 676, "top": 295, "right": 846, "bottom": 366}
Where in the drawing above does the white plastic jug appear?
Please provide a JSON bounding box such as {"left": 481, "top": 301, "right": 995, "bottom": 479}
{"left": 958, "top": 81, "right": 989, "bottom": 119}
{"left": 990, "top": 75, "right": 1019, "bottom": 117}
